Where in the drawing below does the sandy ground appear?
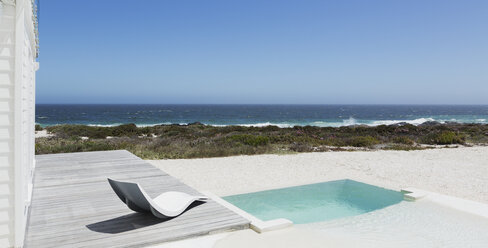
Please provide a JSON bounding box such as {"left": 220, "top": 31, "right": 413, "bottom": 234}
{"left": 150, "top": 147, "right": 488, "bottom": 248}
{"left": 213, "top": 228, "right": 396, "bottom": 248}
{"left": 149, "top": 146, "right": 488, "bottom": 203}
{"left": 155, "top": 228, "right": 397, "bottom": 248}
{"left": 35, "top": 130, "right": 53, "bottom": 138}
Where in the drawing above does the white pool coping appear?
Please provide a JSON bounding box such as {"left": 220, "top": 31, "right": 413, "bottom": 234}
{"left": 203, "top": 191, "right": 293, "bottom": 233}
{"left": 401, "top": 187, "right": 488, "bottom": 219}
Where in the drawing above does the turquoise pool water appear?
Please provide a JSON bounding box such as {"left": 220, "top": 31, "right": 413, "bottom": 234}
{"left": 223, "top": 179, "right": 404, "bottom": 224}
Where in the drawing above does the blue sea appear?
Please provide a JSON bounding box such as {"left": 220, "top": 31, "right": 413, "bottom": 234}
{"left": 35, "top": 104, "right": 488, "bottom": 127}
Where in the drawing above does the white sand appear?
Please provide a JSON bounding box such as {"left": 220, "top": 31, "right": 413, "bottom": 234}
{"left": 148, "top": 146, "right": 488, "bottom": 203}
{"left": 213, "top": 228, "right": 390, "bottom": 248}
{"left": 35, "top": 130, "right": 53, "bottom": 138}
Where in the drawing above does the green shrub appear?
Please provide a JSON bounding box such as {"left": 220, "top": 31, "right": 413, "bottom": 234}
{"left": 422, "top": 131, "right": 464, "bottom": 145}
{"left": 289, "top": 143, "right": 312, "bottom": 152}
{"left": 46, "top": 125, "right": 106, "bottom": 138}
{"left": 35, "top": 124, "right": 43, "bottom": 131}
{"left": 46, "top": 124, "right": 142, "bottom": 139}
{"left": 36, "top": 123, "right": 488, "bottom": 159}
{"left": 228, "top": 134, "right": 269, "bottom": 147}
{"left": 35, "top": 137, "right": 118, "bottom": 154}
{"left": 111, "top": 123, "right": 138, "bottom": 136}
{"left": 346, "top": 136, "right": 380, "bottom": 147}
{"left": 392, "top": 136, "right": 414, "bottom": 145}
{"left": 385, "top": 144, "right": 425, "bottom": 151}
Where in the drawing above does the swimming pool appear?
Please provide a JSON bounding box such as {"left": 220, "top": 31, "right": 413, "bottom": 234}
{"left": 300, "top": 199, "right": 488, "bottom": 248}
{"left": 223, "top": 179, "right": 404, "bottom": 224}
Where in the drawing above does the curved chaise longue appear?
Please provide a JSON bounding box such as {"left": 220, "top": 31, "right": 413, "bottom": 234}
{"left": 107, "top": 178, "right": 208, "bottom": 218}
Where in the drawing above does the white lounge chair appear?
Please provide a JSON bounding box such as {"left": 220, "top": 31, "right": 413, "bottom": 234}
{"left": 107, "top": 178, "right": 208, "bottom": 218}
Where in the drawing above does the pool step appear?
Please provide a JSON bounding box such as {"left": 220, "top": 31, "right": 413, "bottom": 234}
{"left": 401, "top": 188, "right": 488, "bottom": 219}
{"left": 251, "top": 218, "right": 293, "bottom": 233}
{"left": 401, "top": 188, "right": 428, "bottom": 201}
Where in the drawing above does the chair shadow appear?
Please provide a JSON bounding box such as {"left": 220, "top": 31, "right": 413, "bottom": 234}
{"left": 86, "top": 201, "right": 205, "bottom": 234}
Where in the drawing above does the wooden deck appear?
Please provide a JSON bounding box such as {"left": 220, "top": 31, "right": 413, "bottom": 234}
{"left": 25, "top": 150, "right": 249, "bottom": 248}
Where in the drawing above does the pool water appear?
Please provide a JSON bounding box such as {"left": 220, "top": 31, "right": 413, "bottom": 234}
{"left": 301, "top": 200, "right": 488, "bottom": 247}
{"left": 223, "top": 179, "right": 404, "bottom": 224}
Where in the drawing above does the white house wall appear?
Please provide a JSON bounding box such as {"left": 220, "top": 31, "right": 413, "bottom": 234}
{"left": 0, "top": 0, "right": 37, "bottom": 247}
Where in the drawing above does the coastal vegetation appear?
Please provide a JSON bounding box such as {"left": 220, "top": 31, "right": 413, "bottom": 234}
{"left": 35, "top": 122, "right": 488, "bottom": 159}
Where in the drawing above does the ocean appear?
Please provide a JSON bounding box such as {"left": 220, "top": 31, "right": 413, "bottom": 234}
{"left": 35, "top": 104, "right": 488, "bottom": 127}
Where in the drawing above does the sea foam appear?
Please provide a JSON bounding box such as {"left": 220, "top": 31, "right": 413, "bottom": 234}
{"left": 61, "top": 117, "right": 485, "bottom": 128}
{"left": 369, "top": 118, "right": 436, "bottom": 126}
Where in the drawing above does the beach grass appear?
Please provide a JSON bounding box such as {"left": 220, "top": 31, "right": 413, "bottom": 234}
{"left": 35, "top": 122, "right": 488, "bottom": 159}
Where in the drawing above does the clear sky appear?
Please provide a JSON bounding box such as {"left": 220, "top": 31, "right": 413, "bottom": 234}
{"left": 36, "top": 0, "right": 488, "bottom": 104}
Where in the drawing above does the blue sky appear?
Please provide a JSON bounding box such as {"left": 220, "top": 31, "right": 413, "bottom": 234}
{"left": 37, "top": 0, "right": 488, "bottom": 104}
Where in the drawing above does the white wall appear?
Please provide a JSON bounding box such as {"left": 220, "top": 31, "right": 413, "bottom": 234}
{"left": 0, "top": 0, "right": 37, "bottom": 247}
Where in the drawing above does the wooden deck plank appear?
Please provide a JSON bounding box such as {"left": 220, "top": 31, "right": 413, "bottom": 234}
{"left": 27, "top": 208, "right": 238, "bottom": 235}
{"left": 28, "top": 202, "right": 231, "bottom": 228}
{"left": 27, "top": 210, "right": 241, "bottom": 242}
{"left": 25, "top": 150, "right": 249, "bottom": 248}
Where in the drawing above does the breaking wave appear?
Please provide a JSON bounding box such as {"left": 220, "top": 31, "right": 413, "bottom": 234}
{"left": 46, "top": 117, "right": 487, "bottom": 128}
{"left": 87, "top": 122, "right": 173, "bottom": 127}
{"left": 369, "top": 118, "right": 436, "bottom": 126}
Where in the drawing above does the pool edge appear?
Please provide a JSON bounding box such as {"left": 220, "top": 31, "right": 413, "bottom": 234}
{"left": 401, "top": 187, "right": 488, "bottom": 219}
{"left": 203, "top": 191, "right": 294, "bottom": 233}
